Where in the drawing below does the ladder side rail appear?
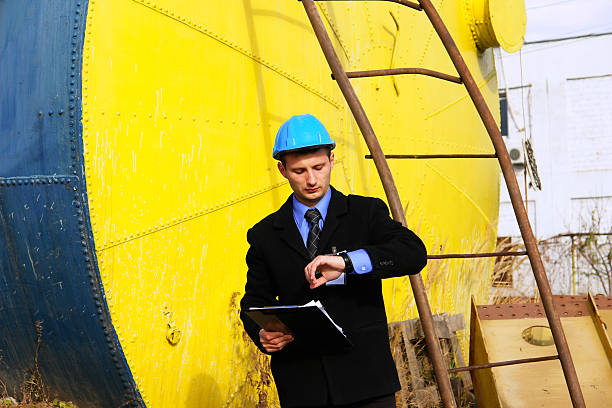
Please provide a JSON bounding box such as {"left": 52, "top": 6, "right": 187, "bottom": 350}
{"left": 415, "top": 0, "right": 586, "bottom": 406}
{"left": 300, "top": 1, "right": 457, "bottom": 407}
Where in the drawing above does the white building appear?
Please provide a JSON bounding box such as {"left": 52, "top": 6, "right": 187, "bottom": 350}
{"left": 494, "top": 32, "right": 612, "bottom": 295}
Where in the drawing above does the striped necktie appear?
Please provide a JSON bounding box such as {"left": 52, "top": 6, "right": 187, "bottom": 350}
{"left": 305, "top": 208, "right": 322, "bottom": 260}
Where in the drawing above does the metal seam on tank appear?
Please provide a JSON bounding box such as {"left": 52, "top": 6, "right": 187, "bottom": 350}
{"left": 132, "top": 0, "right": 342, "bottom": 110}
{"left": 0, "top": 176, "right": 76, "bottom": 186}
{"left": 363, "top": 3, "right": 374, "bottom": 47}
{"left": 462, "top": 0, "right": 481, "bottom": 51}
{"left": 318, "top": 3, "right": 351, "bottom": 63}
{"left": 98, "top": 179, "right": 289, "bottom": 251}
{"left": 424, "top": 73, "right": 495, "bottom": 119}
{"left": 417, "top": 4, "right": 436, "bottom": 66}
{"left": 424, "top": 162, "right": 491, "bottom": 224}
{"left": 79, "top": 0, "right": 144, "bottom": 405}
{"left": 99, "top": 153, "right": 346, "bottom": 250}
{"left": 415, "top": 61, "right": 427, "bottom": 222}
{"left": 408, "top": 136, "right": 493, "bottom": 153}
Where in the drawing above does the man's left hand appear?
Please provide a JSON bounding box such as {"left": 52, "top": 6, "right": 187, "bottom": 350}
{"left": 304, "top": 255, "right": 345, "bottom": 289}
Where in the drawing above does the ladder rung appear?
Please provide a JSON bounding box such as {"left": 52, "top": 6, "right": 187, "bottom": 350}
{"left": 333, "top": 68, "right": 462, "bottom": 84}
{"left": 365, "top": 154, "right": 497, "bottom": 159}
{"left": 305, "top": 0, "right": 422, "bottom": 12}
{"left": 428, "top": 251, "right": 527, "bottom": 259}
{"left": 448, "top": 355, "right": 560, "bottom": 373}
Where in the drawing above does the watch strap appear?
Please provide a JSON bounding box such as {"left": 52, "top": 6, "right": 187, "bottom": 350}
{"left": 338, "top": 251, "right": 354, "bottom": 274}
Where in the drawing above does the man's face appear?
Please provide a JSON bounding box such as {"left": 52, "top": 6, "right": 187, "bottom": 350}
{"left": 278, "top": 148, "right": 334, "bottom": 207}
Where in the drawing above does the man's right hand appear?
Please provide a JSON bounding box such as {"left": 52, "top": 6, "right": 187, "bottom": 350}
{"left": 259, "top": 329, "right": 294, "bottom": 353}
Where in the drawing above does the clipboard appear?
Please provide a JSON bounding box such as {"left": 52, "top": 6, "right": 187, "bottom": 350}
{"left": 246, "top": 300, "right": 352, "bottom": 351}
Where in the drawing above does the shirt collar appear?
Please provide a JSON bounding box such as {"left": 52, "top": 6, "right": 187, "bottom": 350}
{"left": 292, "top": 187, "right": 332, "bottom": 227}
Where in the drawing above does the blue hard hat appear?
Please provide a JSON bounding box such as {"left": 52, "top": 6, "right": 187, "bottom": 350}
{"left": 272, "top": 114, "right": 336, "bottom": 159}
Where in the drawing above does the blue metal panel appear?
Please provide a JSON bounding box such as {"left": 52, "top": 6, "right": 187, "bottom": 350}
{"left": 0, "top": 179, "right": 130, "bottom": 407}
{"left": 0, "top": 2, "right": 143, "bottom": 407}
{"left": 0, "top": 2, "right": 76, "bottom": 177}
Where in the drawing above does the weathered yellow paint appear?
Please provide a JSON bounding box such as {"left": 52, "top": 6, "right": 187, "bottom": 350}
{"left": 587, "top": 293, "right": 612, "bottom": 368}
{"left": 472, "top": 310, "right": 612, "bottom": 407}
{"left": 81, "top": 0, "right": 524, "bottom": 406}
{"left": 469, "top": 298, "right": 502, "bottom": 408}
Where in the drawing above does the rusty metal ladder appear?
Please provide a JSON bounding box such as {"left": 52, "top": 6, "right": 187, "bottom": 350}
{"left": 299, "top": 0, "right": 586, "bottom": 407}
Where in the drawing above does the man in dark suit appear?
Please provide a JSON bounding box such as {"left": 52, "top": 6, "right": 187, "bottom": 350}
{"left": 240, "top": 114, "right": 427, "bottom": 408}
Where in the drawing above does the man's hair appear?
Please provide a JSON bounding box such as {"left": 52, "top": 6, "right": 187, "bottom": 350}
{"left": 278, "top": 146, "right": 332, "bottom": 167}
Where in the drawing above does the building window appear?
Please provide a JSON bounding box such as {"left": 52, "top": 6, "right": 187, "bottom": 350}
{"left": 499, "top": 91, "right": 508, "bottom": 137}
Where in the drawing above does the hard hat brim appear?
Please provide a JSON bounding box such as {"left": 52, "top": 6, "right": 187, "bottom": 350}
{"left": 273, "top": 143, "right": 336, "bottom": 160}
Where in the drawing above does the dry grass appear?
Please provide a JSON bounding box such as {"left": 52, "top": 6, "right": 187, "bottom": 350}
{"left": 0, "top": 322, "right": 78, "bottom": 408}
{"left": 391, "top": 225, "right": 499, "bottom": 361}
{"left": 226, "top": 292, "right": 279, "bottom": 408}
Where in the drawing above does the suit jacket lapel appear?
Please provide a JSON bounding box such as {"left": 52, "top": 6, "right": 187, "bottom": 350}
{"left": 318, "top": 187, "right": 348, "bottom": 253}
{"left": 274, "top": 195, "right": 310, "bottom": 261}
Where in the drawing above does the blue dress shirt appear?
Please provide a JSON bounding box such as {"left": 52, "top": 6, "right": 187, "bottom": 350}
{"left": 292, "top": 189, "right": 373, "bottom": 285}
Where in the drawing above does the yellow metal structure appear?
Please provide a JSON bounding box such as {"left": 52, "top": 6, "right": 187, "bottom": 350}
{"left": 81, "top": 0, "right": 525, "bottom": 406}
{"left": 464, "top": 0, "right": 527, "bottom": 52}
{"left": 470, "top": 296, "right": 612, "bottom": 407}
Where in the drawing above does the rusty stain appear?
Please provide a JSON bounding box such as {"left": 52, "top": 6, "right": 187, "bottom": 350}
{"left": 477, "top": 295, "right": 612, "bottom": 320}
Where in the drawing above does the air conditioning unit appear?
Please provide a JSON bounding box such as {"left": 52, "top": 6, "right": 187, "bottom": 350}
{"left": 505, "top": 139, "right": 525, "bottom": 166}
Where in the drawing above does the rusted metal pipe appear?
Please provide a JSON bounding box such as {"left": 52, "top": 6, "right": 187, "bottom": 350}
{"left": 334, "top": 68, "right": 462, "bottom": 84}
{"left": 301, "top": 2, "right": 457, "bottom": 407}
{"left": 308, "top": 0, "right": 422, "bottom": 11}
{"left": 428, "top": 251, "right": 527, "bottom": 260}
{"left": 365, "top": 154, "right": 496, "bottom": 159}
{"left": 416, "top": 0, "right": 586, "bottom": 406}
{"left": 448, "top": 355, "right": 559, "bottom": 373}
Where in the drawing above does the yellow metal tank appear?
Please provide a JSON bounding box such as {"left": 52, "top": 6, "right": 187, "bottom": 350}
{"left": 79, "top": 0, "right": 525, "bottom": 406}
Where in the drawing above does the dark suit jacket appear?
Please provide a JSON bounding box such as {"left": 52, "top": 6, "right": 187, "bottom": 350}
{"left": 240, "top": 186, "right": 427, "bottom": 407}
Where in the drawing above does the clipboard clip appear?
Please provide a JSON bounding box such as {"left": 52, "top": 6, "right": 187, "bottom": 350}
{"left": 315, "top": 246, "right": 338, "bottom": 279}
